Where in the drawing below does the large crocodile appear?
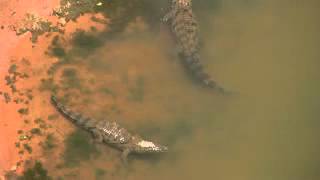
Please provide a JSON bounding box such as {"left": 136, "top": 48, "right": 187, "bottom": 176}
{"left": 50, "top": 95, "right": 168, "bottom": 163}
{"left": 162, "top": 0, "right": 228, "bottom": 94}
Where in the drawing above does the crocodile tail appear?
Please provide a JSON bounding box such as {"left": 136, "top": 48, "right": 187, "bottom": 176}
{"left": 183, "top": 55, "right": 229, "bottom": 94}
{"left": 50, "top": 95, "right": 96, "bottom": 129}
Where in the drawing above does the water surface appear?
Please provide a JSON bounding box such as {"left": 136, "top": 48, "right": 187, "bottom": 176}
{"left": 28, "top": 0, "right": 320, "bottom": 179}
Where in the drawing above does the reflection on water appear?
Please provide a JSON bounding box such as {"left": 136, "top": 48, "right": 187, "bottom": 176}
{"left": 35, "top": 0, "right": 320, "bottom": 179}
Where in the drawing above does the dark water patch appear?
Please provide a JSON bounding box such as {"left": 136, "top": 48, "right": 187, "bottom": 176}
{"left": 30, "top": 128, "right": 41, "bottom": 135}
{"left": 46, "top": 35, "right": 67, "bottom": 58}
{"left": 63, "top": 129, "right": 100, "bottom": 167}
{"left": 41, "top": 133, "right": 57, "bottom": 151}
{"left": 39, "top": 78, "right": 59, "bottom": 93}
{"left": 96, "top": 0, "right": 166, "bottom": 35}
{"left": 94, "top": 168, "right": 107, "bottom": 180}
{"left": 60, "top": 68, "right": 82, "bottom": 89}
{"left": 18, "top": 161, "right": 52, "bottom": 180}
{"left": 71, "top": 30, "right": 105, "bottom": 56}
{"left": 23, "top": 144, "right": 33, "bottom": 154}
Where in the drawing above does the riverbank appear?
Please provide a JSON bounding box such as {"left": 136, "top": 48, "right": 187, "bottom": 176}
{"left": 0, "top": 0, "right": 59, "bottom": 176}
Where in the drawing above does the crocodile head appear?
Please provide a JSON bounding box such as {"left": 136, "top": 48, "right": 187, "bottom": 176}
{"left": 173, "top": 0, "right": 192, "bottom": 8}
{"left": 134, "top": 140, "right": 168, "bottom": 153}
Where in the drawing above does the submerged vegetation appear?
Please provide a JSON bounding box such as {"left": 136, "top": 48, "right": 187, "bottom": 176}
{"left": 47, "top": 114, "right": 59, "bottom": 121}
{"left": 71, "top": 30, "right": 104, "bottom": 56}
{"left": 47, "top": 35, "right": 67, "bottom": 58}
{"left": 95, "top": 168, "right": 107, "bottom": 180}
{"left": 30, "top": 128, "right": 41, "bottom": 135}
{"left": 18, "top": 161, "right": 52, "bottom": 180}
{"left": 63, "top": 130, "right": 99, "bottom": 167}
{"left": 41, "top": 133, "right": 57, "bottom": 150}
{"left": 18, "top": 108, "right": 29, "bottom": 115}
{"left": 60, "top": 68, "right": 82, "bottom": 89}
{"left": 23, "top": 144, "right": 33, "bottom": 154}
{"left": 39, "top": 78, "right": 59, "bottom": 93}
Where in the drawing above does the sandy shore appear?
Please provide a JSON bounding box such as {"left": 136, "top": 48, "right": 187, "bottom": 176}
{"left": 0, "top": 0, "right": 59, "bottom": 175}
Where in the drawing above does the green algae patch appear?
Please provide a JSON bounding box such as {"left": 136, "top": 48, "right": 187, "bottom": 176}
{"left": 23, "top": 144, "right": 33, "bottom": 154}
{"left": 71, "top": 30, "right": 104, "bottom": 49}
{"left": 39, "top": 78, "right": 59, "bottom": 93}
{"left": 60, "top": 68, "right": 82, "bottom": 89}
{"left": 95, "top": 168, "right": 107, "bottom": 180}
{"left": 48, "top": 114, "right": 59, "bottom": 121}
{"left": 63, "top": 129, "right": 99, "bottom": 167}
{"left": 30, "top": 128, "right": 41, "bottom": 135}
{"left": 19, "top": 161, "right": 52, "bottom": 180}
{"left": 41, "top": 133, "right": 57, "bottom": 150}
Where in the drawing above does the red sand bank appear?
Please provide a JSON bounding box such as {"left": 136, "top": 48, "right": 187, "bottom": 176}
{"left": 0, "top": 0, "right": 59, "bottom": 176}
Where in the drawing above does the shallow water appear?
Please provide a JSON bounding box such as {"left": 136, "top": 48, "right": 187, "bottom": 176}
{"left": 6, "top": 0, "right": 320, "bottom": 179}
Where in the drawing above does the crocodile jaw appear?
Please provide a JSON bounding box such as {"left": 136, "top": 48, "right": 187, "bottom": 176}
{"left": 136, "top": 140, "right": 168, "bottom": 153}
{"left": 174, "top": 0, "right": 192, "bottom": 8}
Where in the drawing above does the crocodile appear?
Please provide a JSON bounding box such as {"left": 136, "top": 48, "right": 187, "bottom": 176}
{"left": 162, "top": 0, "right": 228, "bottom": 94}
{"left": 50, "top": 95, "right": 168, "bottom": 163}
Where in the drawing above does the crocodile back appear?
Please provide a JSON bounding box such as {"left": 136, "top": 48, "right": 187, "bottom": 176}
{"left": 95, "top": 120, "right": 132, "bottom": 144}
{"left": 171, "top": 0, "right": 199, "bottom": 57}
{"left": 165, "top": 0, "right": 229, "bottom": 94}
{"left": 51, "top": 96, "right": 168, "bottom": 155}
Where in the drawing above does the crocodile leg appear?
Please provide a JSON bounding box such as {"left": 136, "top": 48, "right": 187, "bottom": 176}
{"left": 161, "top": 10, "right": 174, "bottom": 23}
{"left": 91, "top": 129, "right": 104, "bottom": 143}
{"left": 121, "top": 148, "right": 131, "bottom": 165}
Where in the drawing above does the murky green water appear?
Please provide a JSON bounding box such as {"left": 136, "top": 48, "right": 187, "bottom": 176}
{"left": 40, "top": 0, "right": 320, "bottom": 179}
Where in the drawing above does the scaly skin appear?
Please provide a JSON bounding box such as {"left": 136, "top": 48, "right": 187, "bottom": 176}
{"left": 163, "top": 0, "right": 228, "bottom": 94}
{"left": 51, "top": 95, "right": 168, "bottom": 163}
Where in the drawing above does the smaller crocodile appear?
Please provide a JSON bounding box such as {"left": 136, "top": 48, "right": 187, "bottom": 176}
{"left": 162, "top": 0, "right": 228, "bottom": 94}
{"left": 51, "top": 95, "right": 168, "bottom": 163}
